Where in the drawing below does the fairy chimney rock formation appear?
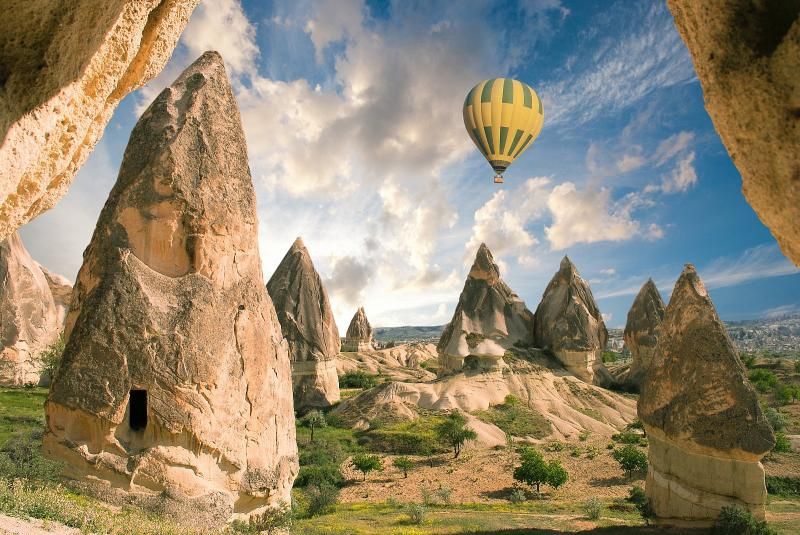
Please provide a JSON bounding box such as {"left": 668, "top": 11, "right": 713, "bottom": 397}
{"left": 0, "top": 0, "right": 200, "bottom": 240}
{"left": 667, "top": 1, "right": 800, "bottom": 266}
{"left": 43, "top": 52, "right": 298, "bottom": 522}
{"left": 438, "top": 243, "right": 534, "bottom": 372}
{"left": 533, "top": 256, "right": 612, "bottom": 385}
{"left": 638, "top": 264, "right": 774, "bottom": 525}
{"left": 39, "top": 266, "right": 73, "bottom": 327}
{"left": 623, "top": 279, "right": 665, "bottom": 389}
{"left": 342, "top": 307, "right": 374, "bottom": 352}
{"left": 0, "top": 233, "right": 63, "bottom": 386}
{"left": 267, "top": 237, "right": 341, "bottom": 409}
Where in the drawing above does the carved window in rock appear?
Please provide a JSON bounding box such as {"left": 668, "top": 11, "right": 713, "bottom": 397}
{"left": 129, "top": 389, "right": 148, "bottom": 431}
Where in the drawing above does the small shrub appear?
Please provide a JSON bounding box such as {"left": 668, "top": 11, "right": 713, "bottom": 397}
{"left": 545, "top": 441, "right": 565, "bottom": 452}
{"left": 0, "top": 431, "right": 62, "bottom": 483}
{"left": 304, "top": 483, "right": 339, "bottom": 517}
{"left": 743, "top": 354, "right": 757, "bottom": 368}
{"left": 294, "top": 464, "right": 344, "bottom": 488}
{"left": 508, "top": 488, "right": 527, "bottom": 503}
{"left": 232, "top": 502, "right": 292, "bottom": 534}
{"left": 583, "top": 497, "right": 602, "bottom": 520}
{"left": 627, "top": 486, "right": 655, "bottom": 525}
{"left": 351, "top": 453, "right": 383, "bottom": 481}
{"left": 766, "top": 476, "right": 800, "bottom": 497}
{"left": 570, "top": 446, "right": 582, "bottom": 457}
{"left": 585, "top": 445, "right": 601, "bottom": 459}
{"left": 299, "top": 410, "right": 327, "bottom": 442}
{"left": 435, "top": 486, "right": 452, "bottom": 505}
{"left": 36, "top": 335, "right": 65, "bottom": 383}
{"left": 773, "top": 432, "right": 792, "bottom": 453}
{"left": 749, "top": 370, "right": 778, "bottom": 393}
{"left": 612, "top": 445, "right": 648, "bottom": 478}
{"left": 393, "top": 456, "right": 414, "bottom": 478}
{"left": 601, "top": 351, "right": 618, "bottom": 363}
{"left": 421, "top": 488, "right": 435, "bottom": 506}
{"left": 764, "top": 407, "right": 787, "bottom": 432}
{"left": 339, "top": 371, "right": 378, "bottom": 389}
{"left": 406, "top": 503, "right": 426, "bottom": 525}
{"left": 611, "top": 431, "right": 642, "bottom": 445}
{"left": 578, "top": 431, "right": 590, "bottom": 442}
{"left": 713, "top": 504, "right": 776, "bottom": 535}
{"left": 795, "top": 360, "right": 800, "bottom": 373}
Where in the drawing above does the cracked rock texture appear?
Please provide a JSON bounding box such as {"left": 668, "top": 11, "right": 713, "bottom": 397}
{"left": 667, "top": 0, "right": 800, "bottom": 266}
{"left": 438, "top": 243, "right": 534, "bottom": 373}
{"left": 0, "top": 232, "right": 64, "bottom": 386}
{"left": 533, "top": 256, "right": 612, "bottom": 386}
{"left": 267, "top": 237, "right": 341, "bottom": 410}
{"left": 0, "top": 0, "right": 199, "bottom": 240}
{"left": 623, "top": 279, "right": 665, "bottom": 389}
{"left": 342, "top": 307, "right": 374, "bottom": 352}
{"left": 43, "top": 52, "right": 297, "bottom": 523}
{"left": 638, "top": 264, "right": 774, "bottom": 525}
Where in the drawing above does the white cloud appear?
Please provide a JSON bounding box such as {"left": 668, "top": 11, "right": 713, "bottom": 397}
{"left": 601, "top": 312, "right": 613, "bottom": 323}
{"left": 660, "top": 152, "right": 697, "bottom": 193}
{"left": 305, "top": 0, "right": 364, "bottom": 62}
{"left": 616, "top": 153, "right": 646, "bottom": 173}
{"left": 325, "top": 255, "right": 374, "bottom": 308}
{"left": 760, "top": 304, "right": 799, "bottom": 319}
{"left": 653, "top": 131, "right": 695, "bottom": 166}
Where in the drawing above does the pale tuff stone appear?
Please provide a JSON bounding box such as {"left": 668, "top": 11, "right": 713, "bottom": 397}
{"left": 0, "top": 0, "right": 199, "bottom": 240}
{"left": 267, "top": 237, "right": 341, "bottom": 410}
{"left": 623, "top": 279, "right": 665, "bottom": 389}
{"left": 667, "top": 1, "right": 800, "bottom": 266}
{"left": 43, "top": 52, "right": 297, "bottom": 523}
{"left": 0, "top": 232, "right": 64, "bottom": 386}
{"left": 533, "top": 256, "right": 612, "bottom": 386}
{"left": 342, "top": 307, "right": 374, "bottom": 352}
{"left": 638, "top": 264, "right": 774, "bottom": 525}
{"left": 437, "top": 243, "right": 534, "bottom": 373}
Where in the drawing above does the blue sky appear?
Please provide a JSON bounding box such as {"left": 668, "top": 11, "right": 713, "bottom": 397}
{"left": 20, "top": 0, "right": 800, "bottom": 328}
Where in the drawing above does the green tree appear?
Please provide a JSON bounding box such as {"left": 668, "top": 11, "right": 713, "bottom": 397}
{"left": 300, "top": 410, "right": 327, "bottom": 443}
{"left": 773, "top": 432, "right": 792, "bottom": 453}
{"left": 612, "top": 445, "right": 648, "bottom": 478}
{"left": 37, "top": 335, "right": 66, "bottom": 383}
{"left": 393, "top": 456, "right": 414, "bottom": 478}
{"left": 628, "top": 486, "right": 655, "bottom": 525}
{"left": 512, "top": 448, "right": 568, "bottom": 494}
{"left": 764, "top": 408, "right": 788, "bottom": 432}
{"left": 435, "top": 412, "right": 477, "bottom": 458}
{"left": 351, "top": 453, "right": 383, "bottom": 481}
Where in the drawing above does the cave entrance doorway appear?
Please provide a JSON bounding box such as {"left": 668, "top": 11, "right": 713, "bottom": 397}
{"left": 129, "top": 389, "right": 148, "bottom": 431}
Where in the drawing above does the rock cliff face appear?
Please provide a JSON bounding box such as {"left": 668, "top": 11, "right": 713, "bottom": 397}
{"left": 623, "top": 279, "right": 665, "bottom": 389}
{"left": 638, "top": 264, "right": 774, "bottom": 525}
{"left": 267, "top": 238, "right": 341, "bottom": 410}
{"left": 438, "top": 244, "right": 534, "bottom": 372}
{"left": 39, "top": 266, "right": 72, "bottom": 327}
{"left": 0, "top": 233, "right": 62, "bottom": 386}
{"left": 667, "top": 1, "right": 800, "bottom": 266}
{"left": 533, "top": 257, "right": 612, "bottom": 385}
{"left": 0, "top": 0, "right": 199, "bottom": 240}
{"left": 342, "top": 307, "right": 374, "bottom": 352}
{"left": 43, "top": 52, "right": 297, "bottom": 523}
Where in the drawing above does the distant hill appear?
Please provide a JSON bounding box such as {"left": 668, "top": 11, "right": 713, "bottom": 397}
{"left": 373, "top": 325, "right": 445, "bottom": 342}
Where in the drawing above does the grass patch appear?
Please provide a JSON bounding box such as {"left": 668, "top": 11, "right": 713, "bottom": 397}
{"left": 362, "top": 416, "right": 449, "bottom": 455}
{"left": 0, "top": 387, "right": 47, "bottom": 446}
{"left": 473, "top": 395, "right": 552, "bottom": 439}
{"left": 767, "top": 476, "right": 800, "bottom": 498}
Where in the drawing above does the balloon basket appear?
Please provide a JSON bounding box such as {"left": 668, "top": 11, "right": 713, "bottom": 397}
{"left": 493, "top": 175, "right": 504, "bottom": 184}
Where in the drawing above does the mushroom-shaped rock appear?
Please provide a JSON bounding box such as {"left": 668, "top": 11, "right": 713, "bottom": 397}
{"left": 437, "top": 243, "right": 534, "bottom": 372}
{"left": 342, "top": 307, "right": 374, "bottom": 352}
{"left": 0, "top": 232, "right": 63, "bottom": 386}
{"left": 666, "top": 1, "right": 800, "bottom": 266}
{"left": 623, "top": 279, "right": 665, "bottom": 389}
{"left": 0, "top": 0, "right": 200, "bottom": 240}
{"left": 267, "top": 237, "right": 341, "bottom": 410}
{"left": 638, "top": 264, "right": 774, "bottom": 525}
{"left": 43, "top": 52, "right": 298, "bottom": 523}
{"left": 533, "top": 256, "right": 612, "bottom": 385}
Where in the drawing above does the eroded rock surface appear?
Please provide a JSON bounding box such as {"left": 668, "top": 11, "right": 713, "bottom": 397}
{"left": 0, "top": 232, "right": 62, "bottom": 386}
{"left": 638, "top": 264, "right": 774, "bottom": 525}
{"left": 623, "top": 279, "right": 665, "bottom": 389}
{"left": 438, "top": 244, "right": 534, "bottom": 372}
{"left": 533, "top": 257, "right": 612, "bottom": 385}
{"left": 38, "top": 266, "right": 72, "bottom": 327}
{"left": 267, "top": 237, "right": 341, "bottom": 410}
{"left": 342, "top": 307, "right": 374, "bottom": 352}
{"left": 0, "top": 0, "right": 199, "bottom": 240}
{"left": 667, "top": 1, "right": 800, "bottom": 266}
{"left": 43, "top": 52, "right": 297, "bottom": 523}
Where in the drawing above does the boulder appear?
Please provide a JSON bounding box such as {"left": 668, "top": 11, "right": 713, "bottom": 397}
{"left": 342, "top": 307, "right": 374, "bottom": 352}
{"left": 533, "top": 256, "right": 612, "bottom": 385}
{"left": 623, "top": 279, "right": 665, "bottom": 389}
{"left": 638, "top": 264, "right": 774, "bottom": 525}
{"left": 0, "top": 0, "right": 199, "bottom": 240}
{"left": 438, "top": 243, "right": 534, "bottom": 372}
{"left": 43, "top": 52, "right": 297, "bottom": 523}
{"left": 0, "top": 232, "right": 62, "bottom": 386}
{"left": 667, "top": 1, "right": 800, "bottom": 266}
{"left": 267, "top": 237, "right": 341, "bottom": 410}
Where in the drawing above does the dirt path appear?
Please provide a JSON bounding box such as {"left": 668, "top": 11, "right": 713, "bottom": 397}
{"left": 0, "top": 514, "right": 79, "bottom": 535}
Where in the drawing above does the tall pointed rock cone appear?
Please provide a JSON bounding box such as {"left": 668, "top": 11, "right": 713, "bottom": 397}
{"left": 342, "top": 307, "right": 374, "bottom": 352}
{"left": 437, "top": 243, "right": 534, "bottom": 372}
{"left": 44, "top": 52, "right": 298, "bottom": 522}
{"left": 267, "top": 237, "right": 341, "bottom": 410}
{"left": 638, "top": 264, "right": 774, "bottom": 525}
{"left": 623, "top": 279, "right": 665, "bottom": 389}
{"left": 533, "top": 256, "right": 612, "bottom": 385}
{"left": 0, "top": 232, "right": 63, "bottom": 386}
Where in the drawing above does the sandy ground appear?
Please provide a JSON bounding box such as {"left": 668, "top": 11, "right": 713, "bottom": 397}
{"left": 0, "top": 514, "right": 79, "bottom": 535}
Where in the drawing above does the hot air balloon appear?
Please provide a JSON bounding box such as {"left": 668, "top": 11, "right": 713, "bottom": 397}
{"left": 463, "top": 78, "right": 544, "bottom": 184}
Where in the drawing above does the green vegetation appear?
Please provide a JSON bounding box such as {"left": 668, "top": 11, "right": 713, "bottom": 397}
{"left": 362, "top": 415, "right": 448, "bottom": 455}
{"left": 750, "top": 369, "right": 779, "bottom": 393}
{"left": 612, "top": 445, "right": 648, "bottom": 478}
{"left": 351, "top": 453, "right": 383, "bottom": 481}
{"left": 434, "top": 412, "right": 477, "bottom": 458}
{"left": 35, "top": 335, "right": 65, "bottom": 384}
{"left": 765, "top": 407, "right": 788, "bottom": 432}
{"left": 766, "top": 476, "right": 800, "bottom": 498}
{"left": 627, "top": 486, "right": 655, "bottom": 526}
{"left": 392, "top": 456, "right": 414, "bottom": 478}
{"left": 295, "top": 420, "right": 358, "bottom": 489}
{"left": 473, "top": 395, "right": 552, "bottom": 439}
{"left": 773, "top": 432, "right": 792, "bottom": 453}
{"left": 0, "top": 386, "right": 47, "bottom": 445}
{"left": 583, "top": 497, "right": 602, "bottom": 520}
{"left": 611, "top": 430, "right": 647, "bottom": 446}
{"left": 512, "top": 447, "right": 568, "bottom": 495}
{"left": 714, "top": 504, "right": 777, "bottom": 535}
{"left": 339, "top": 370, "right": 379, "bottom": 389}
{"left": 464, "top": 332, "right": 485, "bottom": 348}
{"left": 302, "top": 482, "right": 341, "bottom": 517}
{"left": 406, "top": 502, "right": 427, "bottom": 525}
{"left": 231, "top": 502, "right": 292, "bottom": 534}
{"left": 601, "top": 350, "right": 618, "bottom": 363}
{"left": 299, "top": 410, "right": 327, "bottom": 442}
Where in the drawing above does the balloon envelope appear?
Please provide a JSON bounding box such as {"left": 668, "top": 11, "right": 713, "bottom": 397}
{"left": 463, "top": 78, "right": 544, "bottom": 180}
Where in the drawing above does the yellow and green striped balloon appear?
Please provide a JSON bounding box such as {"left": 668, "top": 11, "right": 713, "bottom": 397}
{"left": 463, "top": 78, "right": 544, "bottom": 183}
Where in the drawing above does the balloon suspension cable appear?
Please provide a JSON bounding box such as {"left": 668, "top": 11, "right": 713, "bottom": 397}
{"left": 493, "top": 174, "right": 504, "bottom": 184}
